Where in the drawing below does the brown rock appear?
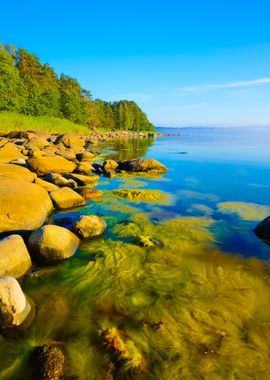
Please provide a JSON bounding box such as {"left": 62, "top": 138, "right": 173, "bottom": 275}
{"left": 0, "top": 163, "right": 36, "bottom": 182}
{"left": 27, "top": 156, "right": 76, "bottom": 176}
{"left": 50, "top": 187, "right": 86, "bottom": 209}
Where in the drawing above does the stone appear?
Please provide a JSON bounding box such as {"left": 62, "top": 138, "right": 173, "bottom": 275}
{"left": 50, "top": 187, "right": 86, "bottom": 209}
{"left": 0, "top": 276, "right": 32, "bottom": 328}
{"left": 75, "top": 162, "right": 94, "bottom": 174}
{"left": 118, "top": 158, "right": 168, "bottom": 173}
{"left": 0, "top": 163, "right": 36, "bottom": 182}
{"left": 28, "top": 225, "right": 80, "bottom": 264}
{"left": 34, "top": 178, "right": 59, "bottom": 192}
{"left": 44, "top": 173, "right": 77, "bottom": 188}
{"left": 55, "top": 148, "right": 76, "bottom": 161}
{"left": 63, "top": 173, "right": 99, "bottom": 186}
{"left": 0, "top": 142, "right": 24, "bottom": 163}
{"left": 55, "top": 134, "right": 85, "bottom": 149}
{"left": 254, "top": 216, "right": 270, "bottom": 240}
{"left": 0, "top": 235, "right": 32, "bottom": 278}
{"left": 103, "top": 159, "right": 118, "bottom": 173}
{"left": 72, "top": 215, "right": 106, "bottom": 238}
{"left": 33, "top": 345, "right": 65, "bottom": 380}
{"left": 75, "top": 187, "right": 103, "bottom": 200}
{"left": 0, "top": 179, "right": 53, "bottom": 235}
{"left": 27, "top": 156, "right": 76, "bottom": 176}
{"left": 76, "top": 151, "right": 95, "bottom": 161}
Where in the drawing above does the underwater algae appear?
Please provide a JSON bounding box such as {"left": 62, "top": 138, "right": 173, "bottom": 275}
{"left": 218, "top": 201, "right": 270, "bottom": 221}
{"left": 1, "top": 213, "right": 270, "bottom": 379}
{"left": 112, "top": 189, "right": 172, "bottom": 204}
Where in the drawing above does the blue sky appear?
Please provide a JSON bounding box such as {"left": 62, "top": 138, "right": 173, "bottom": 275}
{"left": 1, "top": 0, "right": 270, "bottom": 126}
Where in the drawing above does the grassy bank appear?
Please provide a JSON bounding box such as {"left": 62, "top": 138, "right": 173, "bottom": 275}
{"left": 0, "top": 112, "right": 91, "bottom": 134}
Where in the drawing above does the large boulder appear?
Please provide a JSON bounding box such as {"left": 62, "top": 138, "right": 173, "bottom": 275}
{"left": 75, "top": 187, "right": 103, "bottom": 200}
{"left": 27, "top": 156, "right": 76, "bottom": 176}
{"left": 0, "top": 276, "right": 32, "bottom": 328}
{"left": 0, "top": 235, "right": 32, "bottom": 278}
{"left": 254, "top": 217, "right": 270, "bottom": 240}
{"left": 23, "top": 136, "right": 50, "bottom": 151}
{"left": 0, "top": 142, "right": 24, "bottom": 163}
{"left": 118, "top": 158, "right": 168, "bottom": 173}
{"left": 72, "top": 215, "right": 106, "bottom": 239}
{"left": 55, "top": 147, "right": 76, "bottom": 161}
{"left": 55, "top": 134, "right": 85, "bottom": 150}
{"left": 50, "top": 187, "right": 86, "bottom": 209}
{"left": 34, "top": 178, "right": 59, "bottom": 192}
{"left": 0, "top": 163, "right": 36, "bottom": 182}
{"left": 28, "top": 225, "right": 80, "bottom": 264}
{"left": 0, "top": 179, "right": 53, "bottom": 235}
{"left": 63, "top": 173, "right": 99, "bottom": 186}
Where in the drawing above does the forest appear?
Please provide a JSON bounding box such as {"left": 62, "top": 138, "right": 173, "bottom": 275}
{"left": 0, "top": 43, "right": 154, "bottom": 132}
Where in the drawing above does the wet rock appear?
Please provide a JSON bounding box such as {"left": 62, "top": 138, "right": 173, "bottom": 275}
{"left": 254, "top": 216, "right": 270, "bottom": 241}
{"left": 75, "top": 187, "right": 103, "bottom": 200}
{"left": 27, "top": 156, "right": 76, "bottom": 176}
{"left": 33, "top": 344, "right": 65, "bottom": 380}
{"left": 118, "top": 158, "right": 168, "bottom": 173}
{"left": 72, "top": 215, "right": 106, "bottom": 238}
{"left": 28, "top": 225, "right": 80, "bottom": 264}
{"left": 0, "top": 277, "right": 32, "bottom": 328}
{"left": 102, "top": 159, "right": 118, "bottom": 173}
{"left": 0, "top": 179, "right": 53, "bottom": 235}
{"left": 0, "top": 235, "right": 32, "bottom": 278}
{"left": 0, "top": 162, "right": 36, "bottom": 182}
{"left": 49, "top": 187, "right": 86, "bottom": 209}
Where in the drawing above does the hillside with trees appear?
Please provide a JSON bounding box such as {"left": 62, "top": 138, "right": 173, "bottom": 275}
{"left": 0, "top": 42, "right": 154, "bottom": 132}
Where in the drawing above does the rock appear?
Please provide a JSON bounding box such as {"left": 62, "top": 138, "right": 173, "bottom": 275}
{"left": 75, "top": 187, "right": 103, "bottom": 200}
{"left": 55, "top": 147, "right": 76, "bottom": 161}
{"left": 75, "top": 162, "right": 94, "bottom": 174}
{"left": 34, "top": 178, "right": 59, "bottom": 192}
{"left": 55, "top": 134, "right": 85, "bottom": 150}
{"left": 63, "top": 173, "right": 99, "bottom": 186}
{"left": 50, "top": 187, "right": 86, "bottom": 209}
{"left": 0, "top": 142, "right": 24, "bottom": 162}
{"left": 0, "top": 276, "right": 32, "bottom": 328}
{"left": 23, "top": 137, "right": 50, "bottom": 151}
{"left": 72, "top": 215, "right": 106, "bottom": 238}
{"left": 0, "top": 163, "right": 36, "bottom": 182}
{"left": 103, "top": 159, "right": 118, "bottom": 173}
{"left": 27, "top": 156, "right": 76, "bottom": 176}
{"left": 0, "top": 235, "right": 32, "bottom": 278}
{"left": 118, "top": 158, "right": 168, "bottom": 173}
{"left": 44, "top": 173, "right": 77, "bottom": 188}
{"left": 0, "top": 179, "right": 53, "bottom": 235}
{"left": 28, "top": 225, "right": 80, "bottom": 264}
{"left": 76, "top": 151, "right": 95, "bottom": 161}
{"left": 33, "top": 344, "right": 65, "bottom": 380}
{"left": 254, "top": 216, "right": 270, "bottom": 240}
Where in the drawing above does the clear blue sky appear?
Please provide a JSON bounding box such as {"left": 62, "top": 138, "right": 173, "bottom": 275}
{"left": 1, "top": 0, "right": 270, "bottom": 126}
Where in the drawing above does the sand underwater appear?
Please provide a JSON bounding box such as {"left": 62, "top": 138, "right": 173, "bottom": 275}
{"left": 1, "top": 128, "right": 270, "bottom": 379}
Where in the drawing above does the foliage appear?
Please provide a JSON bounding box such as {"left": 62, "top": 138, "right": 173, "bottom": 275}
{"left": 0, "top": 42, "right": 154, "bottom": 132}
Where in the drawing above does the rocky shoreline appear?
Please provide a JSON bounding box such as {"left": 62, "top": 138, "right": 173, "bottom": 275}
{"left": 0, "top": 130, "right": 167, "bottom": 378}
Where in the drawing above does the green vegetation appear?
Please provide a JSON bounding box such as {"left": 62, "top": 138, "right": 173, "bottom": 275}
{"left": 112, "top": 189, "right": 172, "bottom": 204}
{"left": 218, "top": 201, "right": 270, "bottom": 221}
{"left": 0, "top": 42, "right": 154, "bottom": 132}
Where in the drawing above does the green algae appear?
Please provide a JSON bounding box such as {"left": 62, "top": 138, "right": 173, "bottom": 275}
{"left": 118, "top": 178, "right": 147, "bottom": 189}
{"left": 218, "top": 201, "right": 270, "bottom": 221}
{"left": 112, "top": 189, "right": 172, "bottom": 204}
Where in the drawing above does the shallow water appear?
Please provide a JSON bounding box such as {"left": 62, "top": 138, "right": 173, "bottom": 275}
{"left": 1, "top": 127, "right": 270, "bottom": 379}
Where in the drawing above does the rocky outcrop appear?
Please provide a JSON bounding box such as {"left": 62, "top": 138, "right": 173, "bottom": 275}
{"left": 28, "top": 225, "right": 80, "bottom": 264}
{"left": 72, "top": 215, "right": 106, "bottom": 238}
{"left": 75, "top": 187, "right": 103, "bottom": 200}
{"left": 27, "top": 156, "right": 76, "bottom": 176}
{"left": 0, "top": 179, "right": 53, "bottom": 235}
{"left": 0, "top": 163, "right": 36, "bottom": 182}
{"left": 0, "top": 276, "right": 32, "bottom": 328}
{"left": 49, "top": 187, "right": 86, "bottom": 209}
{"left": 118, "top": 158, "right": 168, "bottom": 173}
{"left": 0, "top": 235, "right": 32, "bottom": 278}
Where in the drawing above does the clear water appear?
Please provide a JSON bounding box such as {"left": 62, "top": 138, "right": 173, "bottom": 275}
{"left": 1, "top": 127, "right": 270, "bottom": 380}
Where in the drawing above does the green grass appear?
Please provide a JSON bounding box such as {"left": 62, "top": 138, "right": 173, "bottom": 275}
{"left": 0, "top": 111, "right": 91, "bottom": 134}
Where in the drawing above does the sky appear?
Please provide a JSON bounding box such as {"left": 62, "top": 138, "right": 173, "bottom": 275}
{"left": 1, "top": 0, "right": 270, "bottom": 127}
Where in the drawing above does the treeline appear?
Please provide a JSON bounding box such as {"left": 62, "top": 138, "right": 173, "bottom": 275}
{"left": 0, "top": 43, "right": 154, "bottom": 131}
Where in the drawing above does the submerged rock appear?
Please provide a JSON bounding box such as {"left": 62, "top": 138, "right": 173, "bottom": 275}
{"left": 72, "top": 215, "right": 106, "bottom": 238}
{"left": 118, "top": 158, "right": 168, "bottom": 173}
{"left": 134, "top": 235, "right": 163, "bottom": 248}
{"left": 33, "top": 344, "right": 65, "bottom": 380}
{"left": 0, "top": 179, "right": 53, "bottom": 235}
{"left": 28, "top": 225, "right": 80, "bottom": 264}
{"left": 27, "top": 156, "right": 76, "bottom": 176}
{"left": 0, "top": 235, "right": 32, "bottom": 278}
{"left": 0, "top": 277, "right": 32, "bottom": 328}
{"left": 75, "top": 187, "right": 103, "bottom": 200}
{"left": 254, "top": 216, "right": 270, "bottom": 241}
{"left": 49, "top": 187, "right": 86, "bottom": 209}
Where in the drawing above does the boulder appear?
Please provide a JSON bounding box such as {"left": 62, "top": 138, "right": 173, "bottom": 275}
{"left": 0, "top": 276, "right": 32, "bottom": 328}
{"left": 34, "top": 178, "right": 59, "bottom": 192}
{"left": 76, "top": 151, "right": 95, "bottom": 161}
{"left": 75, "top": 162, "right": 94, "bottom": 174}
{"left": 28, "top": 225, "right": 80, "bottom": 264}
{"left": 254, "top": 216, "right": 270, "bottom": 240}
{"left": 55, "top": 148, "right": 76, "bottom": 161}
{"left": 27, "top": 156, "right": 76, "bottom": 176}
{"left": 0, "top": 179, "right": 53, "bottom": 235}
{"left": 63, "top": 173, "right": 99, "bottom": 186}
{"left": 55, "top": 134, "right": 85, "bottom": 150}
{"left": 44, "top": 173, "right": 77, "bottom": 188}
{"left": 72, "top": 215, "right": 106, "bottom": 238}
{"left": 0, "top": 235, "right": 32, "bottom": 278}
{"left": 23, "top": 136, "right": 50, "bottom": 151}
{"left": 75, "top": 187, "right": 103, "bottom": 200}
{"left": 0, "top": 163, "right": 36, "bottom": 182}
{"left": 0, "top": 142, "right": 24, "bottom": 163}
{"left": 103, "top": 159, "right": 118, "bottom": 173}
{"left": 118, "top": 158, "right": 168, "bottom": 173}
{"left": 50, "top": 187, "right": 86, "bottom": 209}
